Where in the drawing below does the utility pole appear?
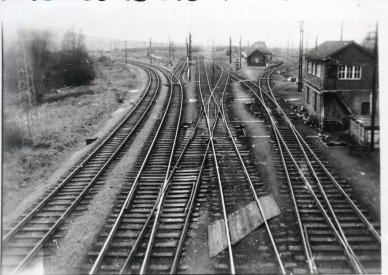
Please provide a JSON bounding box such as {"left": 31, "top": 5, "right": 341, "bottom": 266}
{"left": 17, "top": 28, "right": 39, "bottom": 145}
{"left": 305, "top": 34, "right": 308, "bottom": 54}
{"left": 172, "top": 41, "right": 174, "bottom": 61}
{"left": 168, "top": 36, "right": 171, "bottom": 65}
{"left": 188, "top": 32, "right": 192, "bottom": 63}
{"left": 229, "top": 37, "right": 232, "bottom": 64}
{"left": 239, "top": 35, "right": 241, "bottom": 70}
{"left": 297, "top": 21, "right": 304, "bottom": 92}
{"left": 125, "top": 41, "right": 127, "bottom": 65}
{"left": 149, "top": 37, "right": 152, "bottom": 64}
{"left": 212, "top": 40, "right": 215, "bottom": 86}
{"left": 188, "top": 32, "right": 192, "bottom": 80}
{"left": 370, "top": 22, "right": 378, "bottom": 151}
{"left": 287, "top": 37, "right": 289, "bottom": 64}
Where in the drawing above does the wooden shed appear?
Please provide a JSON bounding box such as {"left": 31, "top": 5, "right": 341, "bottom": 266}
{"left": 245, "top": 48, "right": 271, "bottom": 67}
{"left": 349, "top": 115, "right": 379, "bottom": 148}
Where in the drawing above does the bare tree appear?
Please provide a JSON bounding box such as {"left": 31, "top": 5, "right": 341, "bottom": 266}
{"left": 59, "top": 28, "right": 95, "bottom": 86}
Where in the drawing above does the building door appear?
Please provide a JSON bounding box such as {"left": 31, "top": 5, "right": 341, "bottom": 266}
{"left": 361, "top": 102, "right": 370, "bottom": 115}
{"left": 325, "top": 65, "right": 337, "bottom": 89}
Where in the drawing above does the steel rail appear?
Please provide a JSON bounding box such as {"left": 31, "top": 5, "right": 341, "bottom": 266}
{"left": 88, "top": 61, "right": 181, "bottom": 275}
{"left": 5, "top": 65, "right": 163, "bottom": 275}
{"left": 258, "top": 69, "right": 365, "bottom": 269}
{"left": 3, "top": 64, "right": 154, "bottom": 244}
{"left": 211, "top": 64, "right": 287, "bottom": 274}
{"left": 260, "top": 70, "right": 371, "bottom": 271}
{"left": 170, "top": 59, "right": 227, "bottom": 274}
{"left": 245, "top": 68, "right": 380, "bottom": 243}
{"left": 272, "top": 120, "right": 365, "bottom": 274}
{"left": 223, "top": 65, "right": 348, "bottom": 273}
{"left": 121, "top": 59, "right": 225, "bottom": 274}
{"left": 261, "top": 70, "right": 375, "bottom": 253}
{"left": 252, "top": 69, "right": 365, "bottom": 273}
{"left": 198, "top": 58, "right": 236, "bottom": 274}
{"left": 138, "top": 59, "right": 186, "bottom": 274}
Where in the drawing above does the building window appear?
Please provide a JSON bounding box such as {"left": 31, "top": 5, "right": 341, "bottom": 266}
{"left": 308, "top": 62, "right": 312, "bottom": 74}
{"left": 314, "top": 92, "right": 317, "bottom": 111}
{"left": 354, "top": 66, "right": 361, "bottom": 78}
{"left": 316, "top": 64, "right": 321, "bottom": 77}
{"left": 255, "top": 57, "right": 260, "bottom": 63}
{"left": 339, "top": 65, "right": 346, "bottom": 79}
{"left": 361, "top": 102, "right": 370, "bottom": 115}
{"left": 338, "top": 65, "right": 362, "bottom": 79}
{"left": 306, "top": 87, "right": 310, "bottom": 104}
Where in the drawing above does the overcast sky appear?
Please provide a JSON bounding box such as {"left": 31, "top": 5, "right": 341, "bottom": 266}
{"left": 1, "top": 0, "right": 386, "bottom": 48}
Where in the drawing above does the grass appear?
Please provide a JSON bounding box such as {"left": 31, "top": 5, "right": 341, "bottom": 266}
{"left": 2, "top": 60, "right": 143, "bottom": 197}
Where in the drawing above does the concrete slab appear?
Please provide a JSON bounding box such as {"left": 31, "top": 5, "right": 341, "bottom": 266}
{"left": 208, "top": 194, "right": 280, "bottom": 258}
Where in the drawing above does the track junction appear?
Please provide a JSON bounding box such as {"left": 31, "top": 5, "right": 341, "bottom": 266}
{"left": 2, "top": 57, "right": 381, "bottom": 274}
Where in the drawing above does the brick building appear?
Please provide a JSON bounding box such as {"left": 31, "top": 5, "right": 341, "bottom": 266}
{"left": 303, "top": 40, "right": 375, "bottom": 130}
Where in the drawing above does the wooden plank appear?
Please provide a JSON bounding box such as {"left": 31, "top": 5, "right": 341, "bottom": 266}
{"left": 229, "top": 201, "right": 264, "bottom": 245}
{"left": 259, "top": 194, "right": 281, "bottom": 220}
{"left": 208, "top": 194, "right": 280, "bottom": 258}
{"left": 208, "top": 219, "right": 228, "bottom": 258}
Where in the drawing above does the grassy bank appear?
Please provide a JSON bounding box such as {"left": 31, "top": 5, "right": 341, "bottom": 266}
{"left": 3, "top": 59, "right": 145, "bottom": 201}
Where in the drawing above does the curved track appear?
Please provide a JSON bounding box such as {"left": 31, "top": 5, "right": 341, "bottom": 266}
{"left": 1, "top": 62, "right": 167, "bottom": 275}
{"left": 86, "top": 59, "right": 212, "bottom": 274}
{"left": 197, "top": 58, "right": 287, "bottom": 274}
{"left": 226, "top": 65, "right": 381, "bottom": 274}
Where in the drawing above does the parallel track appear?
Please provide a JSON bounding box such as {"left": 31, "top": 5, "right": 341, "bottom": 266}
{"left": 226, "top": 65, "right": 381, "bottom": 274}
{"left": 87, "top": 60, "right": 212, "bottom": 274}
{"left": 1, "top": 63, "right": 165, "bottom": 275}
{"left": 198, "top": 59, "right": 287, "bottom": 274}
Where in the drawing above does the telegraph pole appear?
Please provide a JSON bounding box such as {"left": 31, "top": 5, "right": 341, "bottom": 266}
{"left": 297, "top": 21, "right": 304, "bottom": 92}
{"left": 305, "top": 34, "right": 308, "bottom": 54}
{"left": 287, "top": 37, "right": 289, "bottom": 64}
{"left": 17, "top": 28, "right": 39, "bottom": 144}
{"left": 188, "top": 32, "right": 192, "bottom": 80}
{"left": 149, "top": 37, "right": 152, "bottom": 64}
{"left": 188, "top": 32, "right": 192, "bottom": 63}
{"left": 370, "top": 22, "right": 378, "bottom": 151}
{"left": 172, "top": 41, "right": 174, "bottom": 61}
{"left": 186, "top": 37, "right": 189, "bottom": 69}
{"left": 229, "top": 37, "right": 232, "bottom": 64}
{"left": 212, "top": 40, "right": 215, "bottom": 86}
{"left": 125, "top": 41, "right": 127, "bottom": 65}
{"left": 239, "top": 35, "right": 241, "bottom": 69}
{"left": 168, "top": 36, "right": 171, "bottom": 65}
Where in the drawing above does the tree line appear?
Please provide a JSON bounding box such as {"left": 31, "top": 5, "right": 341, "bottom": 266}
{"left": 4, "top": 28, "right": 96, "bottom": 103}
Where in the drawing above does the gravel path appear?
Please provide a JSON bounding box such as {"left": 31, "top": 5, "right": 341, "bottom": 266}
{"left": 40, "top": 69, "right": 170, "bottom": 274}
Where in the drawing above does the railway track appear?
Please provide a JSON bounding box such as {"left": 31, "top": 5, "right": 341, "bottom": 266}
{"left": 86, "top": 59, "right": 212, "bottom": 274}
{"left": 195, "top": 59, "right": 290, "bottom": 274}
{"left": 226, "top": 65, "right": 381, "bottom": 274}
{"left": 3, "top": 54, "right": 380, "bottom": 275}
{"left": 1, "top": 62, "right": 172, "bottom": 275}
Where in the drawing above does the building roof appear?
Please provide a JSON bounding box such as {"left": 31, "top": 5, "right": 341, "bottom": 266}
{"left": 245, "top": 47, "right": 270, "bottom": 57}
{"left": 252, "top": 41, "right": 267, "bottom": 50}
{"left": 350, "top": 115, "right": 380, "bottom": 128}
{"left": 304, "top": 40, "right": 370, "bottom": 60}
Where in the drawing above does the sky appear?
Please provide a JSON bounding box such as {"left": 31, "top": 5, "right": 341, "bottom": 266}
{"left": 0, "top": 0, "right": 386, "bottom": 49}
